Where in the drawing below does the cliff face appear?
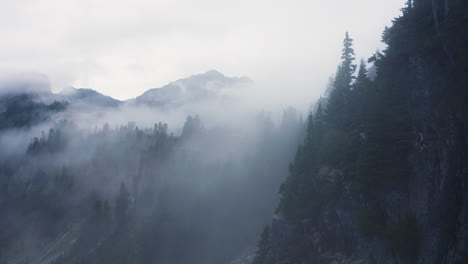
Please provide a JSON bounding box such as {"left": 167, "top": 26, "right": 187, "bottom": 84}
{"left": 406, "top": 53, "right": 466, "bottom": 264}
{"left": 256, "top": 1, "right": 467, "bottom": 263}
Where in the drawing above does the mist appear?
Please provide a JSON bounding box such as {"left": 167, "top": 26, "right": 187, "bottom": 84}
{"left": 0, "top": 0, "right": 406, "bottom": 106}
{"left": 2, "top": 0, "right": 464, "bottom": 263}
{"left": 0, "top": 70, "right": 306, "bottom": 263}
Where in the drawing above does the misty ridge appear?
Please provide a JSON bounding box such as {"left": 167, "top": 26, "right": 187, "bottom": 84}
{"left": 0, "top": 69, "right": 305, "bottom": 263}
{"left": 1, "top": 0, "right": 467, "bottom": 264}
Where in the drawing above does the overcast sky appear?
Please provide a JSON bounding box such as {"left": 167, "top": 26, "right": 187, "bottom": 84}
{"left": 0, "top": 0, "right": 406, "bottom": 106}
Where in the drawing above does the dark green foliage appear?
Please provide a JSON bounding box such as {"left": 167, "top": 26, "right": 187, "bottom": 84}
{"left": 181, "top": 115, "right": 203, "bottom": 138}
{"left": 115, "top": 182, "right": 130, "bottom": 225}
{"left": 389, "top": 214, "right": 419, "bottom": 259}
{"left": 0, "top": 108, "right": 303, "bottom": 264}
{"left": 48, "top": 101, "right": 68, "bottom": 111}
{"left": 357, "top": 206, "right": 387, "bottom": 237}
{"left": 252, "top": 225, "right": 271, "bottom": 264}
{"left": 273, "top": 0, "right": 468, "bottom": 258}
{"left": 274, "top": 32, "right": 419, "bottom": 263}
{"left": 277, "top": 126, "right": 321, "bottom": 221}
{"left": 275, "top": 31, "right": 417, "bottom": 260}
{"left": 27, "top": 121, "right": 77, "bottom": 154}
{"left": 326, "top": 32, "right": 356, "bottom": 125}
{"left": 278, "top": 33, "right": 359, "bottom": 223}
{"left": 0, "top": 93, "right": 67, "bottom": 130}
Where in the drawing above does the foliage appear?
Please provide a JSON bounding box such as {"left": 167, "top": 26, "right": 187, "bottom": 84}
{"left": 273, "top": 1, "right": 468, "bottom": 260}
{"left": 389, "top": 214, "right": 419, "bottom": 259}
{"left": 0, "top": 93, "right": 68, "bottom": 130}
{"left": 252, "top": 225, "right": 271, "bottom": 264}
{"left": 356, "top": 206, "right": 387, "bottom": 237}
{"left": 115, "top": 182, "right": 131, "bottom": 225}
{"left": 0, "top": 111, "right": 304, "bottom": 264}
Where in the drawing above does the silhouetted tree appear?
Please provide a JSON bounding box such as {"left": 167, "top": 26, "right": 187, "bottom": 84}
{"left": 115, "top": 182, "right": 130, "bottom": 224}
{"left": 327, "top": 32, "right": 356, "bottom": 126}
{"left": 252, "top": 225, "right": 271, "bottom": 264}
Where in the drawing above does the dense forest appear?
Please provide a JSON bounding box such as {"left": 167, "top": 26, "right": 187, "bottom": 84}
{"left": 0, "top": 105, "right": 303, "bottom": 263}
{"left": 0, "top": 0, "right": 467, "bottom": 263}
{"left": 252, "top": 0, "right": 467, "bottom": 263}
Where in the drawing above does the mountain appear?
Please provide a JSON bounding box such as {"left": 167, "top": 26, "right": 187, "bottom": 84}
{"left": 130, "top": 70, "right": 252, "bottom": 107}
{"left": 0, "top": 70, "right": 251, "bottom": 131}
{"left": 58, "top": 88, "right": 122, "bottom": 108}
{"left": 0, "top": 93, "right": 67, "bottom": 130}
{"left": 58, "top": 70, "right": 251, "bottom": 108}
{"left": 0, "top": 76, "right": 123, "bottom": 130}
{"left": 2, "top": 70, "right": 250, "bottom": 111}
{"left": 0, "top": 73, "right": 68, "bottom": 130}
{"left": 0, "top": 94, "right": 302, "bottom": 264}
{"left": 251, "top": 1, "right": 467, "bottom": 264}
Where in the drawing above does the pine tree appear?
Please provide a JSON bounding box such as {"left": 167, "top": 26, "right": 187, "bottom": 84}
{"left": 341, "top": 32, "right": 357, "bottom": 82}
{"left": 327, "top": 32, "right": 357, "bottom": 126}
{"left": 252, "top": 225, "right": 271, "bottom": 264}
{"left": 349, "top": 59, "right": 372, "bottom": 129}
{"left": 115, "top": 182, "right": 130, "bottom": 224}
{"left": 181, "top": 115, "right": 203, "bottom": 138}
{"left": 314, "top": 103, "right": 325, "bottom": 139}
{"left": 355, "top": 60, "right": 369, "bottom": 89}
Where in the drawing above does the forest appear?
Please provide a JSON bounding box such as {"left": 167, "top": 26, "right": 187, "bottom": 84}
{"left": 0, "top": 0, "right": 467, "bottom": 263}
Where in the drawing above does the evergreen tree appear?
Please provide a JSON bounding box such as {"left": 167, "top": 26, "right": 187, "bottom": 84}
{"left": 327, "top": 32, "right": 357, "bottom": 126}
{"left": 115, "top": 182, "right": 130, "bottom": 224}
{"left": 349, "top": 59, "right": 372, "bottom": 129}
{"left": 355, "top": 60, "right": 370, "bottom": 91}
{"left": 252, "top": 225, "right": 271, "bottom": 264}
{"left": 341, "top": 32, "right": 357, "bottom": 82}
{"left": 314, "top": 103, "right": 325, "bottom": 141}
{"left": 181, "top": 115, "right": 203, "bottom": 138}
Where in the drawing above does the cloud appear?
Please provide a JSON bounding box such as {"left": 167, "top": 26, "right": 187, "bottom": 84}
{"left": 0, "top": 72, "right": 51, "bottom": 95}
{"left": 0, "top": 0, "right": 406, "bottom": 107}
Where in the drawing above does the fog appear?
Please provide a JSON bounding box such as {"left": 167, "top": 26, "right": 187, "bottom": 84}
{"left": 1, "top": 0, "right": 405, "bottom": 108}
{"left": 0, "top": 1, "right": 412, "bottom": 263}
{"left": 0, "top": 72, "right": 306, "bottom": 263}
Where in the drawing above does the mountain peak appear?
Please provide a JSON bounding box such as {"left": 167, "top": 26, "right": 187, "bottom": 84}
{"left": 57, "top": 87, "right": 121, "bottom": 108}
{"left": 203, "top": 70, "right": 224, "bottom": 78}
{"left": 133, "top": 70, "right": 252, "bottom": 107}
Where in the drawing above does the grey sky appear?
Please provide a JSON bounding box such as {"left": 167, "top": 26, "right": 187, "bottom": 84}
{"left": 0, "top": 0, "right": 406, "bottom": 107}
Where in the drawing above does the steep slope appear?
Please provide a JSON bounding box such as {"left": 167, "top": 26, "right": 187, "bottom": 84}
{"left": 252, "top": 1, "right": 467, "bottom": 264}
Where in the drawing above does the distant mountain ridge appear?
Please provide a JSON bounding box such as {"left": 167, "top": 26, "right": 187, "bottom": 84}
{"left": 0, "top": 70, "right": 250, "bottom": 130}
{"left": 130, "top": 70, "right": 252, "bottom": 107}
{"left": 57, "top": 88, "right": 122, "bottom": 108}
{"left": 0, "top": 70, "right": 250, "bottom": 110}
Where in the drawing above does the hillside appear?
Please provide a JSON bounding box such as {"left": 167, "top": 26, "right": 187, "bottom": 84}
{"left": 131, "top": 70, "right": 252, "bottom": 107}
{"left": 251, "top": 0, "right": 467, "bottom": 263}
